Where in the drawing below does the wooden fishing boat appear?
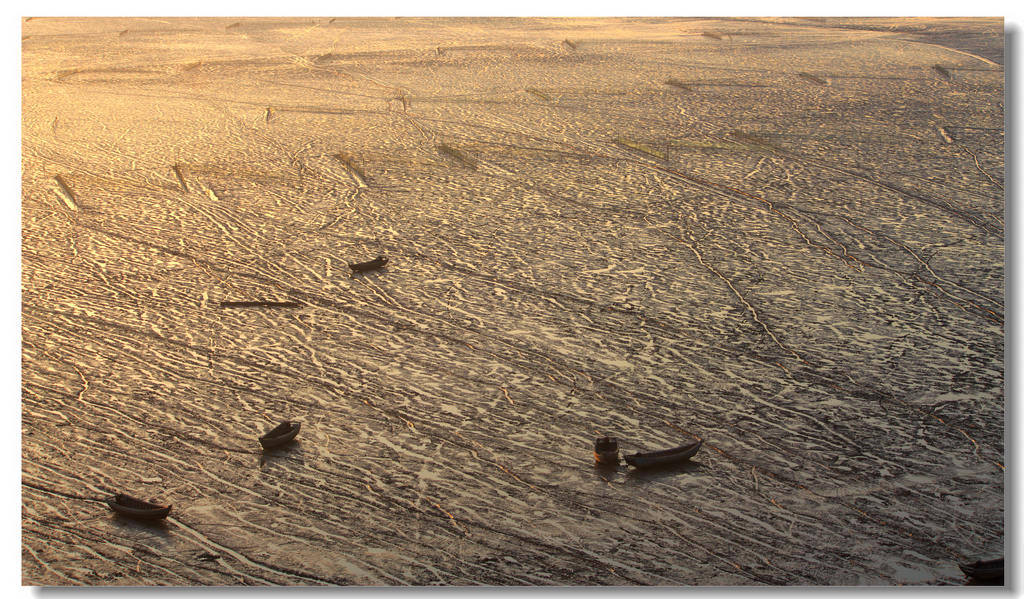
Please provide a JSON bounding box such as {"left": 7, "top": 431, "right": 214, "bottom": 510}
{"left": 960, "top": 558, "right": 1003, "bottom": 583}
{"left": 624, "top": 439, "right": 702, "bottom": 469}
{"left": 259, "top": 421, "right": 301, "bottom": 449}
{"left": 349, "top": 256, "right": 388, "bottom": 273}
{"left": 106, "top": 494, "right": 171, "bottom": 520}
{"left": 594, "top": 436, "right": 620, "bottom": 466}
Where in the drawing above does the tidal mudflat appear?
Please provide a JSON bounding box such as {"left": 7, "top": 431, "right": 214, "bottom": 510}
{"left": 21, "top": 17, "right": 1004, "bottom": 585}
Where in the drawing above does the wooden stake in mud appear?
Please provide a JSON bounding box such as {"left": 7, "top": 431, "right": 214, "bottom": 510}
{"left": 172, "top": 164, "right": 189, "bottom": 193}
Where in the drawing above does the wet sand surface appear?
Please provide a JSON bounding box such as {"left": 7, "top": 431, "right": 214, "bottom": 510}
{"left": 21, "top": 17, "right": 1003, "bottom": 585}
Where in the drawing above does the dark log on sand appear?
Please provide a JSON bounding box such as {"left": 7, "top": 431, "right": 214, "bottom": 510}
{"left": 219, "top": 301, "right": 301, "bottom": 308}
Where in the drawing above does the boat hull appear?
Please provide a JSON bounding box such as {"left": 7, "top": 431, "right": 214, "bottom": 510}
{"left": 107, "top": 495, "right": 171, "bottom": 520}
{"left": 349, "top": 257, "right": 388, "bottom": 273}
{"left": 624, "top": 440, "right": 701, "bottom": 468}
{"left": 960, "top": 559, "right": 1003, "bottom": 583}
{"left": 260, "top": 422, "right": 301, "bottom": 449}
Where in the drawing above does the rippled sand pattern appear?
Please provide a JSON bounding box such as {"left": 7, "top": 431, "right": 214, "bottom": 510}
{"left": 22, "top": 17, "right": 1004, "bottom": 586}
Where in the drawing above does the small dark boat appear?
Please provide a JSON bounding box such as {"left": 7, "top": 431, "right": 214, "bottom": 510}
{"left": 624, "top": 439, "right": 702, "bottom": 469}
{"left": 960, "top": 558, "right": 1003, "bottom": 584}
{"left": 259, "top": 421, "right": 301, "bottom": 449}
{"left": 349, "top": 256, "right": 388, "bottom": 273}
{"left": 106, "top": 494, "right": 172, "bottom": 520}
{"left": 594, "top": 436, "right": 620, "bottom": 466}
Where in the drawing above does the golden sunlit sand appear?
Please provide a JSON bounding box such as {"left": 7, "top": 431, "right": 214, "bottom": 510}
{"left": 22, "top": 17, "right": 1003, "bottom": 586}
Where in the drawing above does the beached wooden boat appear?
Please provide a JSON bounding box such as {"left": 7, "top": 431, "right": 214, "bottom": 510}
{"left": 594, "top": 436, "right": 620, "bottom": 466}
{"left": 259, "top": 421, "right": 301, "bottom": 449}
{"left": 960, "top": 558, "right": 1003, "bottom": 583}
{"left": 349, "top": 256, "right": 388, "bottom": 273}
{"left": 623, "top": 440, "right": 701, "bottom": 469}
{"left": 106, "top": 494, "right": 172, "bottom": 520}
